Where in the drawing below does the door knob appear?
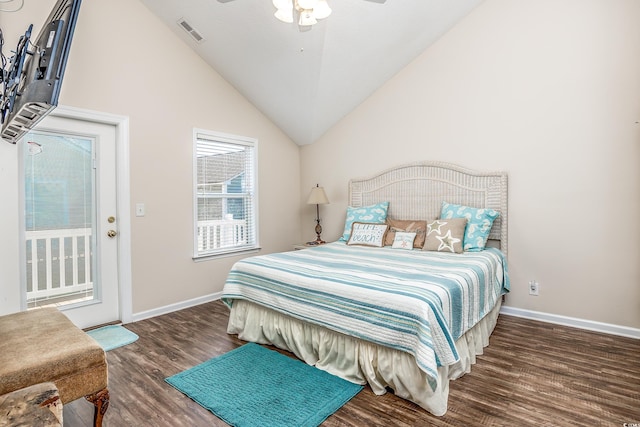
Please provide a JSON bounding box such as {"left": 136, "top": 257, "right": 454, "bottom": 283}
{"left": 107, "top": 230, "right": 117, "bottom": 238}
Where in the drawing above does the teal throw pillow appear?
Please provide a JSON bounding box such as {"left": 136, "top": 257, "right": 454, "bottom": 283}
{"left": 440, "top": 202, "right": 499, "bottom": 252}
{"left": 340, "top": 202, "right": 390, "bottom": 241}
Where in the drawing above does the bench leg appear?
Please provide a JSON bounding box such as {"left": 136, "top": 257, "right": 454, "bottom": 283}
{"left": 85, "top": 388, "right": 109, "bottom": 427}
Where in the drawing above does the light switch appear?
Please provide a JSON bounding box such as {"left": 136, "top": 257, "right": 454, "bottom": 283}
{"left": 136, "top": 203, "right": 145, "bottom": 217}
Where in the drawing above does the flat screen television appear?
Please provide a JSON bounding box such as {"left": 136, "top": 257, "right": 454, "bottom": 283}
{"left": 0, "top": 0, "right": 82, "bottom": 143}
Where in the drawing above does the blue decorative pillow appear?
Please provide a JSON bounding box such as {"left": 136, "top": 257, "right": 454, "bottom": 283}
{"left": 440, "top": 202, "right": 499, "bottom": 252}
{"left": 340, "top": 202, "right": 390, "bottom": 241}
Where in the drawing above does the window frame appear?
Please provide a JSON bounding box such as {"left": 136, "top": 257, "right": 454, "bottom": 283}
{"left": 192, "top": 128, "right": 259, "bottom": 260}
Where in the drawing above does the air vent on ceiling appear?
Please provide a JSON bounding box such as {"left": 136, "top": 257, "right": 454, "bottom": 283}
{"left": 177, "top": 18, "right": 205, "bottom": 43}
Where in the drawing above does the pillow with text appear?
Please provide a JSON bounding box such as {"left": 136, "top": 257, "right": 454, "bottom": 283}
{"left": 391, "top": 231, "right": 417, "bottom": 250}
{"left": 347, "top": 222, "right": 389, "bottom": 247}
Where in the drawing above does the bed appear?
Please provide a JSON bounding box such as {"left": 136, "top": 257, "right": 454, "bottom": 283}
{"left": 222, "top": 161, "right": 509, "bottom": 416}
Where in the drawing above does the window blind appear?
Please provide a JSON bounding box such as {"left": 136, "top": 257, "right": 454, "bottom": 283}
{"left": 194, "top": 131, "right": 258, "bottom": 257}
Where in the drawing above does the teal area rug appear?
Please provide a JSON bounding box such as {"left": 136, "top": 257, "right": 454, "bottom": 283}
{"left": 165, "top": 343, "right": 363, "bottom": 427}
{"left": 86, "top": 325, "right": 139, "bottom": 351}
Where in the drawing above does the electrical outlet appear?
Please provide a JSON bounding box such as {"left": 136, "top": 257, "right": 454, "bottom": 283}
{"left": 528, "top": 280, "right": 539, "bottom": 296}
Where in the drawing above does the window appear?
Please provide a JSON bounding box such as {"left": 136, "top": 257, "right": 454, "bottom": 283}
{"left": 193, "top": 129, "right": 258, "bottom": 258}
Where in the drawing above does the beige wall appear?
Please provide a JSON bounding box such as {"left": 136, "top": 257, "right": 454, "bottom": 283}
{"left": 0, "top": 0, "right": 301, "bottom": 315}
{"left": 2, "top": 0, "right": 638, "bottom": 332}
{"left": 301, "top": 0, "right": 640, "bottom": 329}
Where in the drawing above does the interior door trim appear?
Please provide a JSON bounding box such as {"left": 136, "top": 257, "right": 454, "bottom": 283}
{"left": 49, "top": 105, "right": 133, "bottom": 324}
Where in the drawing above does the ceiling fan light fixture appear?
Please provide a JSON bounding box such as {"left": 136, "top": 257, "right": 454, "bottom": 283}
{"left": 298, "top": 9, "right": 317, "bottom": 26}
{"left": 296, "top": 0, "right": 318, "bottom": 10}
{"left": 273, "top": 0, "right": 330, "bottom": 28}
{"left": 273, "top": 0, "right": 294, "bottom": 23}
{"left": 274, "top": 8, "right": 294, "bottom": 23}
{"left": 273, "top": 0, "right": 292, "bottom": 8}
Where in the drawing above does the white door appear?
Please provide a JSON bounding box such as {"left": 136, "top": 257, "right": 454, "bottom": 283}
{"left": 21, "top": 114, "right": 120, "bottom": 328}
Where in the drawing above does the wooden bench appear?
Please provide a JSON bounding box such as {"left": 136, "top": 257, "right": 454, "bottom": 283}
{"left": 0, "top": 308, "right": 109, "bottom": 427}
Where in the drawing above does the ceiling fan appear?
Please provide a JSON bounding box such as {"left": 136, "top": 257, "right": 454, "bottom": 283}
{"left": 217, "top": 0, "right": 386, "bottom": 29}
{"left": 273, "top": 0, "right": 331, "bottom": 27}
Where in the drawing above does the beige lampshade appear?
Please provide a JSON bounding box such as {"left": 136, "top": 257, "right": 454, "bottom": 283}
{"left": 307, "top": 185, "right": 329, "bottom": 205}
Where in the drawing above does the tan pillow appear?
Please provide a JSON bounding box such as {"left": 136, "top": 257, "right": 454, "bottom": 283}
{"left": 384, "top": 219, "right": 428, "bottom": 248}
{"left": 423, "top": 218, "right": 467, "bottom": 253}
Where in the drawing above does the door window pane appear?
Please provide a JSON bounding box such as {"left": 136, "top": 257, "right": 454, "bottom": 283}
{"left": 23, "top": 132, "right": 96, "bottom": 308}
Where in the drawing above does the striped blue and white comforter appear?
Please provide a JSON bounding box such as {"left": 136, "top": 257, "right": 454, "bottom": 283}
{"left": 222, "top": 242, "right": 509, "bottom": 388}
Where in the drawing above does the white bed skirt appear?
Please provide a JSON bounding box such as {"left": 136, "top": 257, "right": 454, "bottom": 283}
{"left": 226, "top": 298, "right": 502, "bottom": 416}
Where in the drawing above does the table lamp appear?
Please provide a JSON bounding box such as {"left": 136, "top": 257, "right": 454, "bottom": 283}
{"left": 306, "top": 184, "right": 329, "bottom": 244}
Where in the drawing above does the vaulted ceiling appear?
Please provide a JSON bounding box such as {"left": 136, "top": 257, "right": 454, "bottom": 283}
{"left": 139, "top": 0, "right": 484, "bottom": 145}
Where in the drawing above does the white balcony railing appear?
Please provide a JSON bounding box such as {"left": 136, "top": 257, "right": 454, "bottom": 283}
{"left": 25, "top": 227, "right": 93, "bottom": 303}
{"left": 197, "top": 219, "right": 247, "bottom": 252}
{"left": 26, "top": 219, "right": 247, "bottom": 302}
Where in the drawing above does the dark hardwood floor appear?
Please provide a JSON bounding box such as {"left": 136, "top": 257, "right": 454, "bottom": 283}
{"left": 64, "top": 300, "right": 640, "bottom": 426}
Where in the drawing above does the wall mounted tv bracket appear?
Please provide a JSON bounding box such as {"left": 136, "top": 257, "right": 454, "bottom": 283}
{"left": 0, "top": 25, "right": 33, "bottom": 133}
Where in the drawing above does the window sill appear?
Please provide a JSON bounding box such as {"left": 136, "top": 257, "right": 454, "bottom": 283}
{"left": 192, "top": 246, "right": 261, "bottom": 262}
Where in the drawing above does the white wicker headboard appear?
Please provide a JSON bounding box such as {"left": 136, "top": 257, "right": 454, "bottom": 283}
{"left": 349, "top": 162, "right": 508, "bottom": 255}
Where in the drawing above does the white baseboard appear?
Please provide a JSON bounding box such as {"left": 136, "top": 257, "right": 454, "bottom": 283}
{"left": 130, "top": 292, "right": 223, "bottom": 323}
{"left": 130, "top": 295, "right": 640, "bottom": 340}
{"left": 500, "top": 306, "right": 640, "bottom": 339}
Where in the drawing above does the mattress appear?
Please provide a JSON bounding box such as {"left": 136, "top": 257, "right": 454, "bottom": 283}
{"left": 222, "top": 241, "right": 509, "bottom": 414}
